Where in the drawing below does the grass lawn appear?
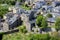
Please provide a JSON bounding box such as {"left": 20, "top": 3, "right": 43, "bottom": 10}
{"left": 2, "top": 26, "right": 28, "bottom": 40}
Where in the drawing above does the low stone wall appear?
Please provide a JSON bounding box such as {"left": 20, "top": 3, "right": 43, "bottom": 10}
{"left": 0, "top": 28, "right": 19, "bottom": 35}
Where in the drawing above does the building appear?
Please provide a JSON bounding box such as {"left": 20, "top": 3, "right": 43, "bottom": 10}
{"left": 50, "top": 6, "right": 60, "bottom": 18}
{"left": 42, "top": 5, "right": 53, "bottom": 12}
{"left": 47, "top": 18, "right": 55, "bottom": 26}
{"left": 3, "top": 12, "right": 22, "bottom": 30}
{"left": 25, "top": 0, "right": 45, "bottom": 6}
{"left": 9, "top": 7, "right": 25, "bottom": 14}
{"left": 20, "top": 10, "right": 36, "bottom": 32}
{"left": 32, "top": 1, "right": 46, "bottom": 10}
{"left": 52, "top": 1, "right": 60, "bottom": 7}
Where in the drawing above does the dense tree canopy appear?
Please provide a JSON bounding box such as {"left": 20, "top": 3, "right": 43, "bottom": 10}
{"left": 36, "top": 15, "right": 43, "bottom": 27}
{"left": 0, "top": 0, "right": 16, "bottom": 5}
{"left": 41, "top": 17, "right": 48, "bottom": 28}
{"left": 19, "top": 26, "right": 27, "bottom": 33}
{"left": 36, "top": 15, "right": 48, "bottom": 28}
{"left": 55, "top": 18, "right": 60, "bottom": 31}
{"left": 0, "top": 5, "right": 8, "bottom": 18}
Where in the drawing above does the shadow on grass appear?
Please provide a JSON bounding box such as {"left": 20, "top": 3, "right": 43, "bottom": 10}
{"left": 0, "top": 34, "right": 3, "bottom": 40}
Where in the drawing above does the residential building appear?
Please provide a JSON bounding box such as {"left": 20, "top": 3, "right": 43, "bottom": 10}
{"left": 52, "top": 1, "right": 60, "bottom": 7}
{"left": 32, "top": 1, "right": 46, "bottom": 10}
{"left": 20, "top": 10, "right": 36, "bottom": 32}
{"left": 3, "top": 12, "right": 22, "bottom": 30}
{"left": 47, "top": 18, "right": 55, "bottom": 26}
{"left": 50, "top": 6, "right": 60, "bottom": 18}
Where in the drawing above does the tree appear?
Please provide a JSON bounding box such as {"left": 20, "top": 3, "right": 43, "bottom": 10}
{"left": 36, "top": 15, "right": 48, "bottom": 28}
{"left": 41, "top": 17, "right": 48, "bottom": 28}
{"left": 19, "top": 26, "right": 27, "bottom": 33}
{"left": 36, "top": 15, "right": 43, "bottom": 27}
{"left": 6, "top": 0, "right": 16, "bottom": 5}
{"left": 0, "top": 0, "right": 16, "bottom": 5}
{"left": 47, "top": 13, "right": 52, "bottom": 18}
{"left": 0, "top": 6, "right": 8, "bottom": 18}
{"left": 55, "top": 18, "right": 60, "bottom": 31}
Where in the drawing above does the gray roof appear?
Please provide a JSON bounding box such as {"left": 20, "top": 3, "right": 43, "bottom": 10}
{"left": 33, "top": 1, "right": 46, "bottom": 10}
{"left": 5, "top": 12, "right": 14, "bottom": 21}
{"left": 50, "top": 12, "right": 60, "bottom": 18}
{"left": 42, "top": 5, "right": 53, "bottom": 11}
{"left": 24, "top": 10, "right": 35, "bottom": 15}
{"left": 5, "top": 12, "right": 19, "bottom": 25}
{"left": 8, "top": 15, "right": 19, "bottom": 25}
{"left": 5, "top": 12, "right": 14, "bottom": 18}
{"left": 47, "top": 18, "right": 56, "bottom": 23}
{"left": 52, "top": 6, "right": 60, "bottom": 12}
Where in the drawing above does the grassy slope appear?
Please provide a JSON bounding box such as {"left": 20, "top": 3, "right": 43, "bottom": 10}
{"left": 2, "top": 26, "right": 28, "bottom": 40}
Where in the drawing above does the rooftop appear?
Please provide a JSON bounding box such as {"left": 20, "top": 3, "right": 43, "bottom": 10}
{"left": 47, "top": 18, "right": 56, "bottom": 23}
